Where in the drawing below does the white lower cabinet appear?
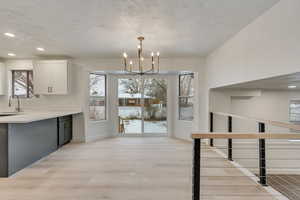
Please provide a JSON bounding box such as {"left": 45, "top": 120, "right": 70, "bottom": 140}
{"left": 34, "top": 60, "right": 69, "bottom": 95}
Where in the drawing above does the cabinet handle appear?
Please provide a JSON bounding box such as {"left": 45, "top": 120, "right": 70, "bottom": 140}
{"left": 48, "top": 86, "right": 53, "bottom": 93}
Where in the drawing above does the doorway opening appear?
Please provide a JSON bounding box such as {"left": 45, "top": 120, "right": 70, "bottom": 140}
{"left": 118, "top": 77, "right": 167, "bottom": 136}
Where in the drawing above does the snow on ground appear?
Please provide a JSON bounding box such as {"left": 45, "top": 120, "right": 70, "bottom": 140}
{"left": 123, "top": 120, "right": 167, "bottom": 134}
{"left": 119, "top": 107, "right": 141, "bottom": 118}
{"left": 119, "top": 106, "right": 167, "bottom": 133}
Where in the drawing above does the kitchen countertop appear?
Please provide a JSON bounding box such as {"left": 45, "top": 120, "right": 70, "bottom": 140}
{"left": 0, "top": 110, "right": 82, "bottom": 123}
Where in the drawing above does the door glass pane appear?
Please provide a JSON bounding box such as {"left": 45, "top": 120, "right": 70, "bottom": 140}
{"left": 143, "top": 78, "right": 167, "bottom": 133}
{"left": 118, "top": 78, "right": 142, "bottom": 134}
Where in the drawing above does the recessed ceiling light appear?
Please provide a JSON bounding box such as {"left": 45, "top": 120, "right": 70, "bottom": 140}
{"left": 36, "top": 47, "right": 45, "bottom": 51}
{"left": 288, "top": 85, "right": 297, "bottom": 89}
{"left": 4, "top": 32, "right": 15, "bottom": 38}
{"left": 7, "top": 53, "right": 16, "bottom": 57}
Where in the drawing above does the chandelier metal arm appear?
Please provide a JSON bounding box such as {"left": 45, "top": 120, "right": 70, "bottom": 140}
{"left": 122, "top": 36, "right": 160, "bottom": 75}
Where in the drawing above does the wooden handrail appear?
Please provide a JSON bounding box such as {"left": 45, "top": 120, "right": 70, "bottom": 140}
{"left": 212, "top": 111, "right": 300, "bottom": 131}
{"left": 192, "top": 132, "right": 300, "bottom": 139}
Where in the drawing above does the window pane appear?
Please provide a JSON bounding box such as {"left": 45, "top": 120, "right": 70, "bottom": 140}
{"left": 13, "top": 71, "right": 28, "bottom": 97}
{"left": 90, "top": 73, "right": 105, "bottom": 96}
{"left": 290, "top": 101, "right": 300, "bottom": 122}
{"left": 89, "top": 74, "right": 106, "bottom": 120}
{"left": 89, "top": 96, "right": 106, "bottom": 121}
{"left": 179, "top": 97, "right": 193, "bottom": 121}
{"left": 12, "top": 70, "right": 34, "bottom": 98}
{"left": 179, "top": 74, "right": 194, "bottom": 97}
{"left": 28, "top": 71, "right": 34, "bottom": 97}
{"left": 179, "top": 74, "right": 194, "bottom": 121}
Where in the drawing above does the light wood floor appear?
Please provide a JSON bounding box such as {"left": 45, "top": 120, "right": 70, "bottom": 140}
{"left": 0, "top": 137, "right": 278, "bottom": 200}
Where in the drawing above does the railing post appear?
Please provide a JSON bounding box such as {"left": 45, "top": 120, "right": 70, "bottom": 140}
{"left": 210, "top": 112, "right": 214, "bottom": 147}
{"left": 193, "top": 139, "right": 201, "bottom": 200}
{"left": 228, "top": 116, "right": 233, "bottom": 161}
{"left": 258, "top": 122, "right": 267, "bottom": 186}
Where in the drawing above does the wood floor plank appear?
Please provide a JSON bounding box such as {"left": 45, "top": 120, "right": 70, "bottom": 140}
{"left": 0, "top": 137, "right": 278, "bottom": 199}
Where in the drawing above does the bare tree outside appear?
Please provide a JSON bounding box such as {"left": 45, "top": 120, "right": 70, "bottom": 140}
{"left": 179, "top": 74, "right": 194, "bottom": 121}
{"left": 12, "top": 70, "right": 34, "bottom": 98}
{"left": 89, "top": 74, "right": 106, "bottom": 121}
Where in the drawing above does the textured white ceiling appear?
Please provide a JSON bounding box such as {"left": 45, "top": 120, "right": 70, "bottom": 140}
{"left": 0, "top": 0, "right": 279, "bottom": 59}
{"left": 218, "top": 73, "right": 300, "bottom": 91}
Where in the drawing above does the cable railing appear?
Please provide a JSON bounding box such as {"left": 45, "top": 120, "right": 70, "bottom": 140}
{"left": 191, "top": 112, "right": 300, "bottom": 200}
{"left": 191, "top": 132, "right": 300, "bottom": 200}
{"left": 209, "top": 111, "right": 300, "bottom": 147}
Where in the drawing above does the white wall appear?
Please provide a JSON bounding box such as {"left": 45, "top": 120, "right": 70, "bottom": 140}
{"left": 206, "top": 0, "right": 300, "bottom": 89}
{"left": 231, "top": 90, "right": 300, "bottom": 129}
{"left": 203, "top": 0, "right": 300, "bottom": 137}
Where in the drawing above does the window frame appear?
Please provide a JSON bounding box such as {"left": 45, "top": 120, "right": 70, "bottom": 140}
{"left": 178, "top": 73, "right": 194, "bottom": 121}
{"left": 12, "top": 70, "right": 33, "bottom": 98}
{"left": 89, "top": 73, "right": 107, "bottom": 121}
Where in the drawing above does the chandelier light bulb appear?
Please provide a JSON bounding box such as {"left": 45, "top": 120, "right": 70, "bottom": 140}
{"left": 137, "top": 45, "right": 141, "bottom": 49}
{"left": 141, "top": 57, "right": 144, "bottom": 61}
{"left": 129, "top": 60, "right": 133, "bottom": 65}
{"left": 157, "top": 51, "right": 160, "bottom": 56}
{"left": 123, "top": 52, "right": 128, "bottom": 58}
{"left": 151, "top": 52, "right": 154, "bottom": 57}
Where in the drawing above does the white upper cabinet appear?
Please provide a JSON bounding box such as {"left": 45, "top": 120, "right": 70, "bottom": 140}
{"left": 34, "top": 60, "right": 69, "bottom": 95}
{"left": 0, "top": 63, "right": 5, "bottom": 95}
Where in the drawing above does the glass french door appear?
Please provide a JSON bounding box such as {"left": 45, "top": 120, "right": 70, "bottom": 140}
{"left": 118, "top": 77, "right": 167, "bottom": 135}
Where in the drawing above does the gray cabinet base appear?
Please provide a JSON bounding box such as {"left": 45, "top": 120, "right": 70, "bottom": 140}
{"left": 0, "top": 118, "right": 58, "bottom": 177}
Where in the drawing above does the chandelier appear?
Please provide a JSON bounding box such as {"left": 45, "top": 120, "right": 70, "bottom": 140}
{"left": 122, "top": 36, "right": 160, "bottom": 75}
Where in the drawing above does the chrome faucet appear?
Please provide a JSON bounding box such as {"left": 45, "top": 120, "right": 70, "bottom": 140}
{"left": 8, "top": 96, "right": 22, "bottom": 112}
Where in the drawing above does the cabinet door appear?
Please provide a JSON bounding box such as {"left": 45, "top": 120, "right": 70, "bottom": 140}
{"left": 64, "top": 119, "right": 72, "bottom": 144}
{"left": 34, "top": 60, "right": 68, "bottom": 95}
{"left": 0, "top": 63, "right": 5, "bottom": 95}
{"left": 49, "top": 61, "right": 68, "bottom": 94}
{"left": 33, "top": 61, "right": 51, "bottom": 94}
{"left": 58, "top": 121, "right": 65, "bottom": 147}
